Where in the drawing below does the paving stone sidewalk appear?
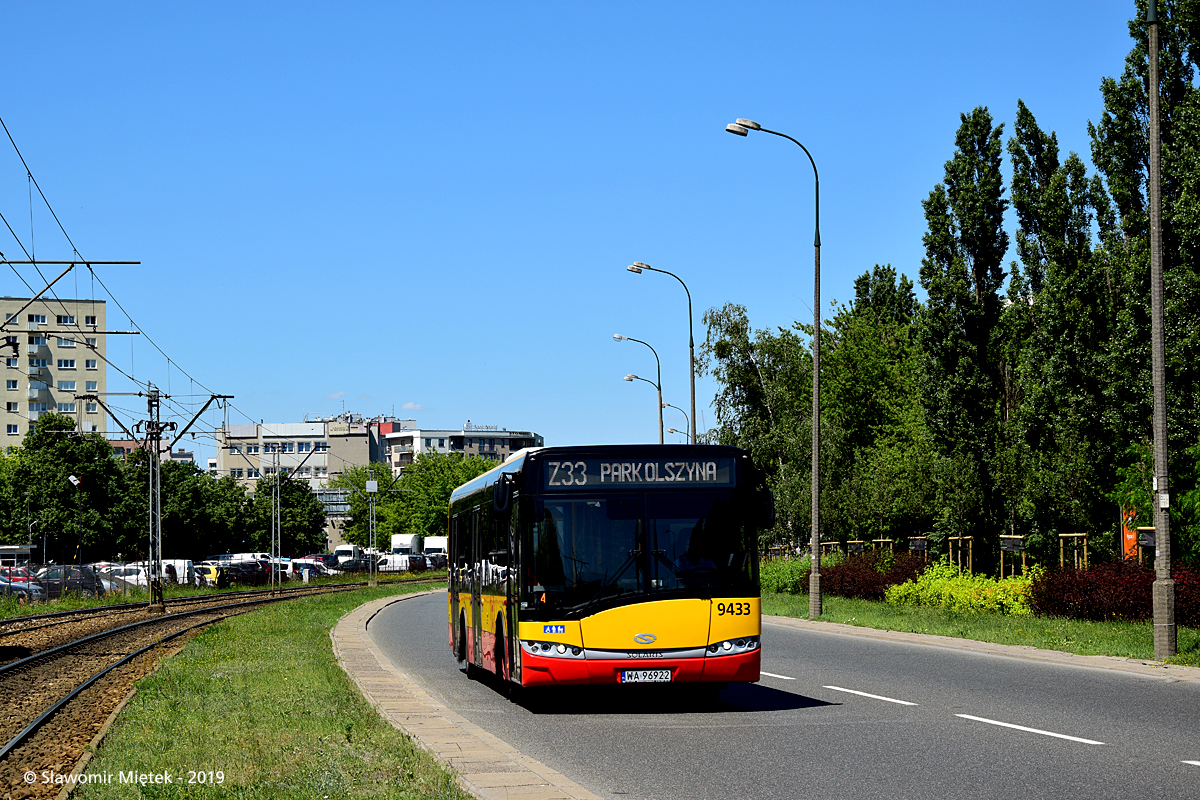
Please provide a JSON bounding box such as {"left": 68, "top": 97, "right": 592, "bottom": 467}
{"left": 331, "top": 590, "right": 603, "bottom": 800}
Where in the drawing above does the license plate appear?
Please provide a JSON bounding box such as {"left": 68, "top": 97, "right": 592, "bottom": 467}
{"left": 620, "top": 669, "right": 672, "bottom": 683}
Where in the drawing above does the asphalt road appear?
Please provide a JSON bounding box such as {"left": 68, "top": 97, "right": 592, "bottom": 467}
{"left": 370, "top": 593, "right": 1200, "bottom": 800}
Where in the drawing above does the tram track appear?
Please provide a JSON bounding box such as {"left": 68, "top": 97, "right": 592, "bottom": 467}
{"left": 0, "top": 578, "right": 444, "bottom": 798}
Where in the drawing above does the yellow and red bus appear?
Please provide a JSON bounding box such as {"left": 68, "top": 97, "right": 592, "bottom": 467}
{"left": 448, "top": 444, "right": 770, "bottom": 689}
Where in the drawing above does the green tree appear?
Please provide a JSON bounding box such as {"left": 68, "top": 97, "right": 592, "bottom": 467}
{"left": 823, "top": 266, "right": 935, "bottom": 541}
{"left": 247, "top": 475, "right": 327, "bottom": 556}
{"left": 698, "top": 302, "right": 814, "bottom": 544}
{"left": 9, "top": 413, "right": 123, "bottom": 564}
{"left": 1001, "top": 101, "right": 1118, "bottom": 559}
{"left": 327, "top": 463, "right": 406, "bottom": 548}
{"left": 394, "top": 452, "right": 494, "bottom": 539}
{"left": 917, "top": 107, "right": 1010, "bottom": 561}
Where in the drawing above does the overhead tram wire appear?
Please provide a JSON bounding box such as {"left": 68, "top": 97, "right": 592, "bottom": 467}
{"left": 5, "top": 117, "right": 358, "bottom": 463}
{"left": 1, "top": 119, "right": 234, "bottom": 454}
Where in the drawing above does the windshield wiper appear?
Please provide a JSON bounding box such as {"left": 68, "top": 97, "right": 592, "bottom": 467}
{"left": 570, "top": 549, "right": 642, "bottom": 617}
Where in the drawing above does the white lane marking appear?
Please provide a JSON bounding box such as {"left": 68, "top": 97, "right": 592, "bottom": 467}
{"left": 823, "top": 685, "right": 917, "bottom": 706}
{"left": 956, "top": 714, "right": 1104, "bottom": 745}
{"left": 760, "top": 671, "right": 795, "bottom": 681}
{"left": 1183, "top": 761, "right": 1200, "bottom": 767}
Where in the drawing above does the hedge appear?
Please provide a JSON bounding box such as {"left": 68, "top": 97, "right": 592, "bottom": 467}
{"left": 1029, "top": 560, "right": 1200, "bottom": 627}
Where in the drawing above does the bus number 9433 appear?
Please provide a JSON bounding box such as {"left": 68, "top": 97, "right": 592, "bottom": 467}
{"left": 717, "top": 601, "right": 752, "bottom": 616}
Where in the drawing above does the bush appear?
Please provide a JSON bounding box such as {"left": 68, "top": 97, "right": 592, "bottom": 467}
{"left": 822, "top": 551, "right": 929, "bottom": 601}
{"left": 760, "top": 550, "right": 927, "bottom": 600}
{"left": 884, "top": 560, "right": 1035, "bottom": 615}
{"left": 760, "top": 558, "right": 809, "bottom": 594}
{"left": 1029, "top": 560, "right": 1200, "bottom": 626}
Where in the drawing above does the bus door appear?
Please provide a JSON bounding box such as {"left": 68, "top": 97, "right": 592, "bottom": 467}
{"left": 449, "top": 513, "right": 460, "bottom": 649}
{"left": 470, "top": 505, "right": 483, "bottom": 665}
{"left": 503, "top": 496, "right": 518, "bottom": 679}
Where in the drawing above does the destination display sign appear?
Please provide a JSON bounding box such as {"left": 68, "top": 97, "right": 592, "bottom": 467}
{"left": 542, "top": 458, "right": 735, "bottom": 489}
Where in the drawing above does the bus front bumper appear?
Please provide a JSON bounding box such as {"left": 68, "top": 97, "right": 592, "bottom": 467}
{"left": 518, "top": 647, "right": 760, "bottom": 687}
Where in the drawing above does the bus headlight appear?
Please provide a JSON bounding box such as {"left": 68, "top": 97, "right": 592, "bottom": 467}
{"left": 556, "top": 644, "right": 567, "bottom": 654}
{"left": 706, "top": 636, "right": 759, "bottom": 656}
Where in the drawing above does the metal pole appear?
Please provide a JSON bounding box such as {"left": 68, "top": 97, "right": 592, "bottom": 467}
{"left": 730, "top": 122, "right": 823, "bottom": 617}
{"left": 1147, "top": 0, "right": 1176, "bottom": 659}
{"left": 624, "top": 336, "right": 664, "bottom": 444}
{"left": 632, "top": 265, "right": 696, "bottom": 444}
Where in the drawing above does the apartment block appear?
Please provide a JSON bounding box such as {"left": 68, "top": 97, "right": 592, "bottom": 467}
{"left": 1, "top": 297, "right": 107, "bottom": 446}
{"left": 215, "top": 414, "right": 370, "bottom": 487}
{"left": 375, "top": 419, "right": 543, "bottom": 478}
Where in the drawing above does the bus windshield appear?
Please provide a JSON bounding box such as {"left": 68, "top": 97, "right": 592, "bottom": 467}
{"left": 527, "top": 490, "right": 757, "bottom": 615}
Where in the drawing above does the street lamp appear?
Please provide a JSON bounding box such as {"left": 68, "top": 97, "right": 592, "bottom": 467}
{"left": 622, "top": 374, "right": 663, "bottom": 444}
{"left": 615, "top": 334, "right": 664, "bottom": 444}
{"left": 627, "top": 262, "right": 696, "bottom": 444}
{"left": 662, "top": 401, "right": 689, "bottom": 436}
{"left": 727, "top": 116, "right": 824, "bottom": 619}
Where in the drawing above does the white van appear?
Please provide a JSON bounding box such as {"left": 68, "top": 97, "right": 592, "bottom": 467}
{"left": 334, "top": 544, "right": 360, "bottom": 564}
{"left": 162, "top": 559, "right": 196, "bottom": 586}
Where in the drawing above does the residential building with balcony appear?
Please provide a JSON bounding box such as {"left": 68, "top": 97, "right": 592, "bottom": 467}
{"left": 1, "top": 297, "right": 106, "bottom": 447}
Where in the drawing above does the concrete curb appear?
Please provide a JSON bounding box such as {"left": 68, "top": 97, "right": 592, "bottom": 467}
{"left": 331, "top": 590, "right": 602, "bottom": 800}
{"left": 764, "top": 614, "right": 1200, "bottom": 681}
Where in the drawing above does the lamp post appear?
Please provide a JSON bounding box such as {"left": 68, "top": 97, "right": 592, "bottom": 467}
{"left": 627, "top": 262, "right": 696, "bottom": 444}
{"left": 726, "top": 117, "right": 824, "bottom": 618}
{"left": 623, "top": 374, "right": 664, "bottom": 444}
{"left": 615, "top": 334, "right": 664, "bottom": 444}
{"left": 662, "top": 401, "right": 689, "bottom": 436}
{"left": 68, "top": 475, "right": 83, "bottom": 565}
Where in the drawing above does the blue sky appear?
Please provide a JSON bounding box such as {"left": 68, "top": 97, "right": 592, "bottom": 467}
{"left": 0, "top": 1, "right": 1138, "bottom": 462}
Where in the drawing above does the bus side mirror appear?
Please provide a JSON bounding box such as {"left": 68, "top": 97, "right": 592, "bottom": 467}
{"left": 758, "top": 489, "right": 776, "bottom": 528}
{"left": 493, "top": 473, "right": 513, "bottom": 516}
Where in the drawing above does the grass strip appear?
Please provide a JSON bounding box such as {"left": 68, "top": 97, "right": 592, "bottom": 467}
{"left": 77, "top": 583, "right": 470, "bottom": 800}
{"left": 762, "top": 592, "right": 1200, "bottom": 668}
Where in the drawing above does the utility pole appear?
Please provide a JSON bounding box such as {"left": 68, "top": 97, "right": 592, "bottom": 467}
{"left": 367, "top": 470, "right": 378, "bottom": 587}
{"left": 134, "top": 385, "right": 174, "bottom": 611}
{"left": 1147, "top": 0, "right": 1175, "bottom": 659}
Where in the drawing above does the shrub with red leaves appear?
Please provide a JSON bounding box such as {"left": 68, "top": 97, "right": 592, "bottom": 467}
{"left": 821, "top": 551, "right": 929, "bottom": 601}
{"left": 1029, "top": 560, "right": 1200, "bottom": 626}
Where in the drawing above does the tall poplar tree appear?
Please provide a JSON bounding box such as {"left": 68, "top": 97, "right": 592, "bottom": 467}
{"left": 1003, "top": 101, "right": 1115, "bottom": 555}
{"left": 917, "top": 107, "right": 1009, "bottom": 560}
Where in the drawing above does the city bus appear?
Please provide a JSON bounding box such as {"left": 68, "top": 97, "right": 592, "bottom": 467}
{"left": 448, "top": 444, "right": 771, "bottom": 689}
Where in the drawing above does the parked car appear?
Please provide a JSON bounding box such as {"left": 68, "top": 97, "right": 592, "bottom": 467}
{"left": 0, "top": 566, "right": 39, "bottom": 586}
{"left": 0, "top": 574, "right": 46, "bottom": 601}
{"left": 100, "top": 565, "right": 151, "bottom": 587}
{"left": 35, "top": 565, "right": 107, "bottom": 599}
{"left": 223, "top": 561, "right": 266, "bottom": 585}
{"left": 290, "top": 559, "right": 336, "bottom": 579}
{"left": 335, "top": 557, "right": 380, "bottom": 573}
{"left": 195, "top": 564, "right": 228, "bottom": 588}
{"left": 425, "top": 553, "right": 448, "bottom": 570}
{"left": 303, "top": 553, "right": 339, "bottom": 569}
